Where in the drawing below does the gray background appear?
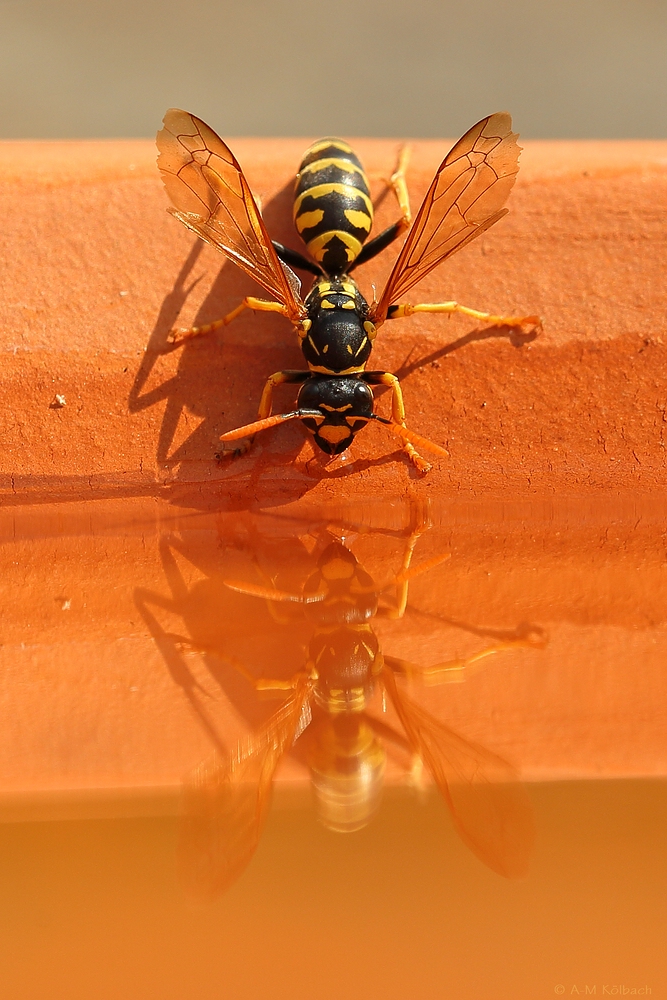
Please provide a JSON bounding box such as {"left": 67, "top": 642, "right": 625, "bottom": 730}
{"left": 0, "top": 0, "right": 665, "bottom": 139}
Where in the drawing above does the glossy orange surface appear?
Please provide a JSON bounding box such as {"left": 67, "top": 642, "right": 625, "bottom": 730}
{"left": 2, "top": 496, "right": 666, "bottom": 801}
{"left": 0, "top": 782, "right": 665, "bottom": 1000}
{"left": 1, "top": 498, "right": 665, "bottom": 995}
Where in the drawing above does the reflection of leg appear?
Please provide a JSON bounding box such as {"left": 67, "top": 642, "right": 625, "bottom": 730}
{"left": 168, "top": 296, "right": 289, "bottom": 344}
{"left": 377, "top": 543, "right": 451, "bottom": 618}
{"left": 222, "top": 577, "right": 309, "bottom": 604}
{"left": 385, "top": 631, "right": 545, "bottom": 685}
{"left": 166, "top": 634, "right": 303, "bottom": 696}
{"left": 218, "top": 370, "right": 310, "bottom": 457}
{"left": 387, "top": 301, "right": 541, "bottom": 331}
{"left": 386, "top": 508, "right": 434, "bottom": 618}
{"left": 393, "top": 521, "right": 423, "bottom": 618}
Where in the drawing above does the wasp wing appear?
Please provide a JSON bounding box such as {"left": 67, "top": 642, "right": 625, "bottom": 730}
{"left": 382, "top": 662, "right": 533, "bottom": 878}
{"left": 373, "top": 113, "right": 521, "bottom": 323}
{"left": 179, "top": 673, "right": 314, "bottom": 899}
{"left": 157, "top": 108, "right": 305, "bottom": 321}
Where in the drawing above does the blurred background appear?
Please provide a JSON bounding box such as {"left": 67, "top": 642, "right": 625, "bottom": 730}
{"left": 0, "top": 0, "right": 665, "bottom": 139}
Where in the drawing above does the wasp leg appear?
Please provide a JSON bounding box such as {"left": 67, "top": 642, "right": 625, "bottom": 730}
{"left": 383, "top": 550, "right": 452, "bottom": 620}
{"left": 363, "top": 371, "right": 437, "bottom": 475}
{"left": 387, "top": 144, "right": 412, "bottom": 224}
{"left": 347, "top": 146, "right": 412, "bottom": 271}
{"left": 272, "top": 240, "right": 322, "bottom": 276}
{"left": 385, "top": 632, "right": 543, "bottom": 686}
{"left": 168, "top": 296, "right": 290, "bottom": 345}
{"left": 217, "top": 370, "right": 310, "bottom": 458}
{"left": 167, "top": 635, "right": 306, "bottom": 697}
{"left": 387, "top": 301, "right": 541, "bottom": 331}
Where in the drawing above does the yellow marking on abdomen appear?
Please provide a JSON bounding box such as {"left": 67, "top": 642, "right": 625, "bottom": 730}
{"left": 299, "top": 158, "right": 368, "bottom": 182}
{"left": 306, "top": 230, "right": 362, "bottom": 264}
{"left": 344, "top": 209, "right": 372, "bottom": 231}
{"left": 295, "top": 209, "right": 325, "bottom": 233}
{"left": 302, "top": 138, "right": 355, "bottom": 158}
{"left": 293, "top": 184, "right": 373, "bottom": 218}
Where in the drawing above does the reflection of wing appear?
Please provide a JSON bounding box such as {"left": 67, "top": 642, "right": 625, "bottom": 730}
{"left": 157, "top": 108, "right": 305, "bottom": 321}
{"left": 382, "top": 662, "right": 533, "bottom": 878}
{"left": 373, "top": 113, "right": 521, "bottom": 323}
{"left": 179, "top": 673, "right": 315, "bottom": 899}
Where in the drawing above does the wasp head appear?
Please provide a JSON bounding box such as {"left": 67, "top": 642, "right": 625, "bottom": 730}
{"left": 297, "top": 377, "right": 374, "bottom": 454}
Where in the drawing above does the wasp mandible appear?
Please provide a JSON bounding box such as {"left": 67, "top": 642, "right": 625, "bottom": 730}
{"left": 156, "top": 111, "right": 539, "bottom": 473}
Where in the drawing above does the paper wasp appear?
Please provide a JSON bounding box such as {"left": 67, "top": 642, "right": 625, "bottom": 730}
{"left": 156, "top": 110, "right": 539, "bottom": 473}
{"left": 151, "top": 513, "right": 546, "bottom": 897}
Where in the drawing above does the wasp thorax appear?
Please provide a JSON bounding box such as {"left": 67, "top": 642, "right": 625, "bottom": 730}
{"left": 310, "top": 626, "right": 380, "bottom": 708}
{"left": 302, "top": 279, "right": 372, "bottom": 373}
{"left": 297, "top": 377, "right": 374, "bottom": 455}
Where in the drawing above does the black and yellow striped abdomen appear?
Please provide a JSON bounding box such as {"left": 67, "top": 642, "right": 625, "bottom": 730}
{"left": 294, "top": 138, "right": 373, "bottom": 276}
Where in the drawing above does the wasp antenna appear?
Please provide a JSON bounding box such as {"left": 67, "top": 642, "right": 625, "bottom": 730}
{"left": 371, "top": 414, "right": 449, "bottom": 458}
{"left": 219, "top": 410, "right": 321, "bottom": 443}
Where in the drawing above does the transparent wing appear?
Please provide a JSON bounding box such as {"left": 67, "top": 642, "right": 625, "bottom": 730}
{"left": 157, "top": 108, "right": 305, "bottom": 320}
{"left": 382, "top": 662, "right": 533, "bottom": 878}
{"left": 179, "top": 673, "right": 314, "bottom": 900}
{"left": 373, "top": 113, "right": 521, "bottom": 323}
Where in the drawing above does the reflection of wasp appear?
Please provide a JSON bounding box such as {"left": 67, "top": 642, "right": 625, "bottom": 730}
{"left": 174, "top": 517, "right": 546, "bottom": 898}
{"left": 156, "top": 110, "right": 539, "bottom": 473}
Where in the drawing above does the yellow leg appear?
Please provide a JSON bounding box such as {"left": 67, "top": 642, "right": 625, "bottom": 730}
{"left": 386, "top": 551, "right": 452, "bottom": 620}
{"left": 166, "top": 633, "right": 304, "bottom": 696}
{"left": 217, "top": 370, "right": 309, "bottom": 457}
{"left": 388, "top": 145, "right": 412, "bottom": 230}
{"left": 386, "top": 631, "right": 545, "bottom": 686}
{"left": 388, "top": 301, "right": 541, "bottom": 330}
{"left": 367, "top": 372, "right": 434, "bottom": 474}
{"left": 168, "top": 297, "right": 289, "bottom": 344}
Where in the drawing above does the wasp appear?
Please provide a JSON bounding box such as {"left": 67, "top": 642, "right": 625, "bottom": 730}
{"left": 157, "top": 110, "right": 539, "bottom": 473}
{"left": 159, "top": 514, "right": 546, "bottom": 897}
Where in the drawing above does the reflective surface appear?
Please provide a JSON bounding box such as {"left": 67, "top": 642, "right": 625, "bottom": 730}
{"left": 0, "top": 496, "right": 666, "bottom": 997}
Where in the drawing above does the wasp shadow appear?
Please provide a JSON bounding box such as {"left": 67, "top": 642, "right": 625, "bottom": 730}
{"left": 393, "top": 323, "right": 539, "bottom": 383}
{"left": 128, "top": 180, "right": 322, "bottom": 503}
{"left": 134, "top": 518, "right": 319, "bottom": 754}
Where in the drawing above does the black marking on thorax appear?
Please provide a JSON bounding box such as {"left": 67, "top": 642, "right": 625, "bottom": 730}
{"left": 302, "top": 277, "right": 375, "bottom": 374}
{"left": 309, "top": 624, "right": 380, "bottom": 695}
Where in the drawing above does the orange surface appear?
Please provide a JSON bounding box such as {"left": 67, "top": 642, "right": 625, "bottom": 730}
{"left": 1, "top": 782, "right": 665, "bottom": 1000}
{"left": 1, "top": 139, "right": 666, "bottom": 813}
{"left": 1, "top": 498, "right": 666, "bottom": 815}
{"left": 0, "top": 138, "right": 666, "bottom": 501}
